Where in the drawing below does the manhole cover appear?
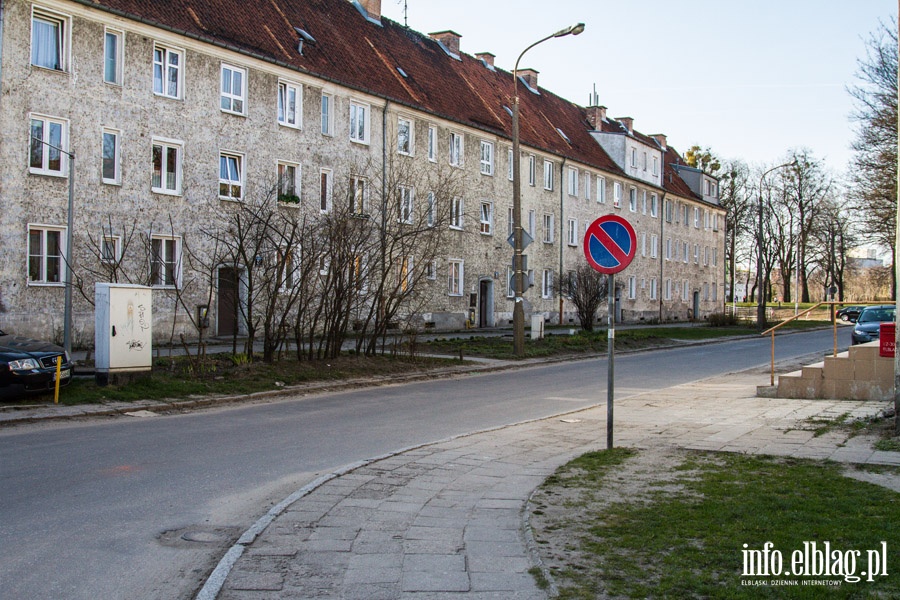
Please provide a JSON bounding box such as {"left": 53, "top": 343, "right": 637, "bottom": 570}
{"left": 158, "top": 526, "right": 242, "bottom": 548}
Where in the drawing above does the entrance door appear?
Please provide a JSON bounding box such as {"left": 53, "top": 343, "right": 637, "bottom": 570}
{"left": 218, "top": 267, "right": 240, "bottom": 336}
{"left": 478, "top": 279, "right": 492, "bottom": 328}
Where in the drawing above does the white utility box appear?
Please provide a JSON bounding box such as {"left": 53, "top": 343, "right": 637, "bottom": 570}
{"left": 95, "top": 283, "right": 153, "bottom": 376}
{"left": 530, "top": 314, "right": 545, "bottom": 340}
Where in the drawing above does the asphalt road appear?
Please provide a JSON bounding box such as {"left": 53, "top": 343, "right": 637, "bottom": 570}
{"left": 0, "top": 328, "right": 841, "bottom": 599}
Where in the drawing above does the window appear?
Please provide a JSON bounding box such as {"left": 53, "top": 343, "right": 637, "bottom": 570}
{"left": 507, "top": 207, "right": 514, "bottom": 237}
{"left": 694, "top": 207, "right": 700, "bottom": 228}
{"left": 584, "top": 173, "right": 591, "bottom": 200}
{"left": 528, "top": 210, "right": 536, "bottom": 238}
{"left": 713, "top": 248, "right": 718, "bottom": 266}
{"left": 398, "top": 185, "right": 414, "bottom": 224}
{"left": 683, "top": 205, "right": 689, "bottom": 227}
{"left": 319, "top": 169, "right": 332, "bottom": 212}
{"left": 450, "top": 197, "right": 464, "bottom": 229}
{"left": 480, "top": 140, "right": 494, "bottom": 175}
{"left": 350, "top": 176, "right": 368, "bottom": 213}
{"left": 628, "top": 276, "right": 636, "bottom": 299}
{"left": 278, "top": 80, "right": 301, "bottom": 127}
{"left": 543, "top": 160, "right": 554, "bottom": 190}
{"left": 694, "top": 244, "right": 700, "bottom": 264}
{"left": 650, "top": 194, "right": 658, "bottom": 218}
{"left": 567, "top": 167, "right": 578, "bottom": 196}
{"left": 277, "top": 245, "right": 297, "bottom": 291}
{"left": 321, "top": 93, "right": 333, "bottom": 135}
{"left": 101, "top": 128, "right": 120, "bottom": 184}
{"left": 151, "top": 138, "right": 182, "bottom": 194}
{"left": 426, "top": 192, "right": 435, "bottom": 227}
{"left": 427, "top": 125, "right": 437, "bottom": 161}
{"left": 349, "top": 100, "right": 369, "bottom": 144}
{"left": 31, "top": 8, "right": 69, "bottom": 71}
{"left": 448, "top": 259, "right": 463, "bottom": 296}
{"left": 218, "top": 152, "right": 243, "bottom": 200}
{"left": 597, "top": 177, "right": 606, "bottom": 204}
{"left": 397, "top": 256, "right": 413, "bottom": 292}
{"left": 508, "top": 148, "right": 514, "bottom": 181}
{"left": 528, "top": 155, "right": 536, "bottom": 186}
{"left": 103, "top": 28, "right": 123, "bottom": 85}
{"left": 650, "top": 278, "right": 658, "bottom": 300}
{"left": 567, "top": 218, "right": 578, "bottom": 246}
{"left": 683, "top": 280, "right": 690, "bottom": 299}
{"left": 665, "top": 238, "right": 672, "bottom": 260}
{"left": 630, "top": 147, "right": 637, "bottom": 167}
{"left": 479, "top": 201, "right": 493, "bottom": 235}
{"left": 425, "top": 260, "right": 436, "bottom": 280}
{"left": 506, "top": 266, "right": 515, "bottom": 298}
{"left": 542, "top": 269, "right": 553, "bottom": 298}
{"left": 277, "top": 161, "right": 300, "bottom": 204}
{"left": 641, "top": 232, "right": 647, "bottom": 257}
{"left": 150, "top": 235, "right": 180, "bottom": 287}
{"left": 665, "top": 200, "right": 673, "bottom": 223}
{"left": 101, "top": 235, "right": 121, "bottom": 263}
{"left": 398, "top": 117, "right": 413, "bottom": 155}
{"left": 665, "top": 278, "right": 672, "bottom": 301}
{"left": 683, "top": 241, "right": 689, "bottom": 263}
{"left": 220, "top": 64, "right": 246, "bottom": 115}
{"left": 650, "top": 234, "right": 658, "bottom": 258}
{"left": 629, "top": 187, "right": 637, "bottom": 212}
{"left": 642, "top": 191, "right": 647, "bottom": 214}
{"left": 652, "top": 156, "right": 659, "bottom": 176}
{"left": 542, "top": 214, "right": 555, "bottom": 244}
{"left": 153, "top": 44, "right": 183, "bottom": 99}
{"left": 704, "top": 246, "right": 710, "bottom": 266}
{"left": 449, "top": 131, "right": 463, "bottom": 166}
{"left": 29, "top": 115, "right": 67, "bottom": 176}
{"left": 28, "top": 225, "right": 65, "bottom": 284}
{"left": 713, "top": 213, "right": 719, "bottom": 232}
{"left": 613, "top": 182, "right": 622, "bottom": 207}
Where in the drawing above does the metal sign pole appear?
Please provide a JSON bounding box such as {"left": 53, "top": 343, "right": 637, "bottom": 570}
{"left": 607, "top": 272, "right": 615, "bottom": 450}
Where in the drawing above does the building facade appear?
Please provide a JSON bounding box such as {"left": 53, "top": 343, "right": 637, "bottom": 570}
{"left": 1, "top": 0, "right": 726, "bottom": 344}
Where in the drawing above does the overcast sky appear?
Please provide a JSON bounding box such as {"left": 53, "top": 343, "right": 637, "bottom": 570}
{"left": 379, "top": 1, "right": 894, "bottom": 177}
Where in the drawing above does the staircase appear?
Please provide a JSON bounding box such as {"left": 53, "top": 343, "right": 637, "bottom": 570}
{"left": 775, "top": 342, "right": 894, "bottom": 401}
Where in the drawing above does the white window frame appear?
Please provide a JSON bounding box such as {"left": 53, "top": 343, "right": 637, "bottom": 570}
{"left": 629, "top": 187, "right": 637, "bottom": 212}
{"left": 641, "top": 232, "right": 647, "bottom": 257}
{"left": 694, "top": 207, "right": 701, "bottom": 228}
{"left": 665, "top": 238, "right": 672, "bottom": 261}
{"left": 508, "top": 148, "right": 514, "bottom": 181}
{"left": 652, "top": 156, "right": 659, "bottom": 176}
{"left": 319, "top": 168, "right": 333, "bottom": 213}
{"left": 542, "top": 269, "right": 553, "bottom": 299}
{"left": 152, "top": 43, "right": 184, "bottom": 99}
{"left": 542, "top": 213, "right": 555, "bottom": 244}
{"left": 277, "top": 244, "right": 298, "bottom": 292}
{"left": 101, "top": 234, "right": 121, "bottom": 264}
{"left": 29, "top": 114, "right": 68, "bottom": 176}
{"left": 694, "top": 244, "right": 700, "bottom": 264}
{"left": 479, "top": 201, "right": 493, "bottom": 235}
{"left": 528, "top": 155, "right": 536, "bottom": 186}
{"left": 584, "top": 172, "right": 591, "bottom": 200}
{"left": 398, "top": 256, "right": 413, "bottom": 292}
{"left": 101, "top": 127, "right": 121, "bottom": 185}
{"left": 480, "top": 140, "right": 494, "bottom": 175}
{"left": 650, "top": 278, "right": 658, "bottom": 300}
{"left": 321, "top": 92, "right": 333, "bottom": 135}
{"left": 427, "top": 125, "right": 437, "bottom": 161}
{"left": 651, "top": 234, "right": 658, "bottom": 258}
{"left": 150, "top": 234, "right": 181, "bottom": 288}
{"left": 628, "top": 276, "right": 636, "bottom": 300}
{"left": 613, "top": 182, "right": 622, "bottom": 207}
{"left": 277, "top": 80, "right": 302, "bottom": 128}
{"left": 220, "top": 63, "right": 247, "bottom": 115}
{"left": 31, "top": 7, "right": 70, "bottom": 72}
{"left": 650, "top": 193, "right": 658, "bottom": 218}
{"left": 448, "top": 259, "right": 464, "bottom": 296}
{"left": 665, "top": 278, "right": 672, "bottom": 301}
{"left": 277, "top": 160, "right": 301, "bottom": 204}
{"left": 630, "top": 147, "right": 637, "bottom": 168}
{"left": 425, "top": 259, "right": 437, "bottom": 281}
{"left": 218, "top": 151, "right": 244, "bottom": 201}
{"left": 449, "top": 131, "right": 463, "bottom": 167}
{"left": 151, "top": 137, "right": 183, "bottom": 195}
{"left": 683, "top": 241, "right": 689, "bottom": 264}
{"left": 350, "top": 175, "right": 368, "bottom": 214}
{"left": 426, "top": 191, "right": 435, "bottom": 227}
{"left": 398, "top": 116, "right": 414, "bottom": 156}
{"left": 567, "top": 218, "right": 578, "bottom": 246}
{"left": 103, "top": 27, "right": 123, "bottom": 85}
{"left": 398, "top": 185, "right": 414, "bottom": 224}
{"left": 349, "top": 100, "right": 370, "bottom": 144}
{"left": 567, "top": 167, "right": 578, "bottom": 196}
{"left": 642, "top": 191, "right": 648, "bottom": 214}
{"left": 27, "top": 224, "right": 66, "bottom": 285}
{"left": 450, "top": 197, "right": 464, "bottom": 230}
{"left": 528, "top": 210, "right": 536, "bottom": 238}
{"left": 543, "top": 160, "right": 554, "bottom": 191}
{"left": 597, "top": 176, "right": 606, "bottom": 204}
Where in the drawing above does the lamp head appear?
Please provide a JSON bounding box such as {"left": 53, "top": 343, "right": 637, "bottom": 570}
{"left": 554, "top": 23, "right": 585, "bottom": 38}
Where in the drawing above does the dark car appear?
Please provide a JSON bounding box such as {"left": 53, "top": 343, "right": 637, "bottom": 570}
{"left": 0, "top": 330, "right": 73, "bottom": 399}
{"left": 851, "top": 305, "right": 896, "bottom": 345}
{"left": 837, "top": 305, "right": 865, "bottom": 322}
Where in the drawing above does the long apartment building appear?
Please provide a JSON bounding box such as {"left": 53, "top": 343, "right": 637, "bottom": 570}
{"left": 2, "top": 0, "right": 725, "bottom": 343}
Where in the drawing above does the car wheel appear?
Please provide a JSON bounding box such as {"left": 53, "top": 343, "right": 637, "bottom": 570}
{"left": 841, "top": 314, "right": 849, "bottom": 322}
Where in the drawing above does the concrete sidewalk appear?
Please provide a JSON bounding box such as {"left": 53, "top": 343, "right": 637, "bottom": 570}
{"left": 204, "top": 369, "right": 900, "bottom": 599}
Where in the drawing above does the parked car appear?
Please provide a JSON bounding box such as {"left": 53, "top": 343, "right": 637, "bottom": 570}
{"left": 0, "top": 330, "right": 73, "bottom": 399}
{"left": 836, "top": 305, "right": 865, "bottom": 322}
{"left": 851, "top": 305, "right": 896, "bottom": 345}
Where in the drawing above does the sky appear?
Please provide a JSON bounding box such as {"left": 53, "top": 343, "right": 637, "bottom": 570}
{"left": 378, "top": 0, "right": 895, "bottom": 177}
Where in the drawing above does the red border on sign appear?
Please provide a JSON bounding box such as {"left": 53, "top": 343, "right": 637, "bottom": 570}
{"left": 583, "top": 215, "right": 637, "bottom": 275}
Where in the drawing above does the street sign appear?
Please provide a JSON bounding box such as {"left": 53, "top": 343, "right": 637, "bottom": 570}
{"left": 507, "top": 229, "right": 534, "bottom": 250}
{"left": 583, "top": 215, "right": 636, "bottom": 275}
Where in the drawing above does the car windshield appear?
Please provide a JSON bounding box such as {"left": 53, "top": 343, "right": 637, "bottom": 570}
{"left": 858, "top": 308, "right": 895, "bottom": 323}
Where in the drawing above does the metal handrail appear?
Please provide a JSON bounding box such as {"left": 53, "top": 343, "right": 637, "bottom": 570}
{"left": 760, "top": 301, "right": 886, "bottom": 386}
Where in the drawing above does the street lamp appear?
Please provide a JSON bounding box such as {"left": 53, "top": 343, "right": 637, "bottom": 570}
{"left": 755, "top": 160, "right": 794, "bottom": 330}
{"left": 511, "top": 22, "right": 584, "bottom": 357}
{"left": 31, "top": 135, "right": 75, "bottom": 355}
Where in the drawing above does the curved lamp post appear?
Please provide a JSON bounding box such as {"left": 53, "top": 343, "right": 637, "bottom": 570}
{"left": 755, "top": 160, "right": 794, "bottom": 330}
{"left": 512, "top": 23, "right": 584, "bottom": 357}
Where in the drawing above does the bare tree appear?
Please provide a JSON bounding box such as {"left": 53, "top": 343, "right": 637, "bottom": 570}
{"left": 718, "top": 160, "right": 753, "bottom": 302}
{"left": 555, "top": 263, "right": 609, "bottom": 331}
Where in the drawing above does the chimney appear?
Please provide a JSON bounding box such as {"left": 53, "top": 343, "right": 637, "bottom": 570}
{"left": 652, "top": 133, "right": 667, "bottom": 151}
{"left": 585, "top": 105, "right": 607, "bottom": 129}
{"left": 358, "top": 0, "right": 381, "bottom": 20}
{"left": 429, "top": 30, "right": 461, "bottom": 56}
{"left": 475, "top": 52, "right": 495, "bottom": 67}
{"left": 518, "top": 68, "right": 539, "bottom": 90}
{"left": 617, "top": 116, "right": 634, "bottom": 134}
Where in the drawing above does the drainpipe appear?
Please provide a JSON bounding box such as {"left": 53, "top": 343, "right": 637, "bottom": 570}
{"left": 558, "top": 157, "right": 565, "bottom": 325}
{"left": 658, "top": 191, "right": 667, "bottom": 323}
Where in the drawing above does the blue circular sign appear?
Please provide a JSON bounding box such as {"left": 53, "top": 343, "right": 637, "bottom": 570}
{"left": 583, "top": 215, "right": 637, "bottom": 274}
